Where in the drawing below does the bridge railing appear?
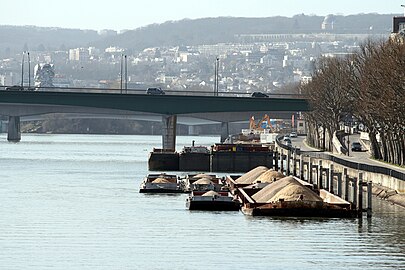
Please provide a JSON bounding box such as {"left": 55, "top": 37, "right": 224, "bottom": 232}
{"left": 0, "top": 85, "right": 307, "bottom": 99}
{"left": 275, "top": 135, "right": 405, "bottom": 181}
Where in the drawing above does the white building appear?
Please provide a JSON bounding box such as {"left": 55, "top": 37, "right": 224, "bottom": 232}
{"left": 69, "top": 48, "right": 90, "bottom": 62}
{"left": 0, "top": 73, "right": 13, "bottom": 86}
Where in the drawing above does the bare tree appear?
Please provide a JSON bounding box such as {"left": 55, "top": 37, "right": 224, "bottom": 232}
{"left": 303, "top": 38, "right": 405, "bottom": 166}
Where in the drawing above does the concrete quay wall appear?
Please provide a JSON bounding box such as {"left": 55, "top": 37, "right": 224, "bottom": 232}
{"left": 276, "top": 143, "right": 405, "bottom": 208}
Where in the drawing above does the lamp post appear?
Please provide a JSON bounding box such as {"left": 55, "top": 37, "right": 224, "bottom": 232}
{"left": 21, "top": 51, "right": 25, "bottom": 88}
{"left": 27, "top": 52, "right": 31, "bottom": 90}
{"left": 120, "top": 53, "right": 123, "bottom": 93}
{"left": 213, "top": 57, "right": 219, "bottom": 96}
{"left": 124, "top": 55, "right": 128, "bottom": 93}
{"left": 213, "top": 58, "right": 217, "bottom": 96}
{"left": 215, "top": 57, "right": 219, "bottom": 96}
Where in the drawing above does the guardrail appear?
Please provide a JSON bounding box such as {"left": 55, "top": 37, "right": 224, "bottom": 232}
{"left": 0, "top": 85, "right": 307, "bottom": 99}
{"left": 276, "top": 135, "right": 405, "bottom": 181}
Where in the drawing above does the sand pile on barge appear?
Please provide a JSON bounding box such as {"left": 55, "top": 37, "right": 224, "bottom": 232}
{"left": 252, "top": 176, "right": 322, "bottom": 203}
{"left": 254, "top": 170, "right": 285, "bottom": 183}
{"left": 235, "top": 166, "right": 268, "bottom": 184}
{"left": 202, "top": 190, "right": 220, "bottom": 197}
{"left": 152, "top": 177, "right": 174, "bottom": 184}
{"left": 193, "top": 178, "right": 214, "bottom": 185}
{"left": 193, "top": 174, "right": 214, "bottom": 179}
{"left": 270, "top": 184, "right": 323, "bottom": 203}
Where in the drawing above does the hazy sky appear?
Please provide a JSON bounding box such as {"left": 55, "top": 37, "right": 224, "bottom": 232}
{"left": 1, "top": 0, "right": 404, "bottom": 31}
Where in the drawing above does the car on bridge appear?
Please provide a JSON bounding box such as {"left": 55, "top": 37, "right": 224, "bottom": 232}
{"left": 146, "top": 87, "right": 165, "bottom": 95}
{"left": 251, "top": 92, "right": 269, "bottom": 98}
{"left": 6, "top": 85, "right": 24, "bottom": 91}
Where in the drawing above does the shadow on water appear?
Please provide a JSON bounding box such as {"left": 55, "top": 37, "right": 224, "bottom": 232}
{"left": 243, "top": 214, "right": 360, "bottom": 225}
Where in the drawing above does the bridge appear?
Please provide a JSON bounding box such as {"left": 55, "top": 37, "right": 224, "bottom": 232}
{"left": 0, "top": 88, "right": 309, "bottom": 149}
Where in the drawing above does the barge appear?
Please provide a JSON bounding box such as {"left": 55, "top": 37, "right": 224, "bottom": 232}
{"left": 139, "top": 173, "right": 185, "bottom": 193}
{"left": 183, "top": 173, "right": 224, "bottom": 193}
{"left": 238, "top": 176, "right": 357, "bottom": 218}
{"left": 186, "top": 190, "right": 240, "bottom": 211}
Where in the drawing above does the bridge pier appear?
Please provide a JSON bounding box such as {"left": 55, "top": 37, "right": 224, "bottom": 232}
{"left": 220, "top": 122, "right": 229, "bottom": 143}
{"left": 162, "top": 115, "right": 177, "bottom": 151}
{"left": 7, "top": 116, "right": 21, "bottom": 142}
{"left": 188, "top": 125, "right": 198, "bottom": 135}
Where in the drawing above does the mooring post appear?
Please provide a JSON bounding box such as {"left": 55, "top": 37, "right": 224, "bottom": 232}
{"left": 318, "top": 160, "right": 323, "bottom": 189}
{"left": 299, "top": 154, "right": 304, "bottom": 180}
{"left": 324, "top": 168, "right": 329, "bottom": 191}
{"left": 352, "top": 177, "right": 358, "bottom": 210}
{"left": 344, "top": 168, "right": 349, "bottom": 201}
{"left": 358, "top": 172, "right": 363, "bottom": 218}
{"left": 328, "top": 164, "right": 334, "bottom": 193}
{"left": 280, "top": 149, "right": 284, "bottom": 173}
{"left": 337, "top": 173, "right": 342, "bottom": 197}
{"left": 292, "top": 148, "right": 296, "bottom": 176}
{"left": 308, "top": 157, "right": 313, "bottom": 184}
{"left": 367, "top": 181, "right": 372, "bottom": 218}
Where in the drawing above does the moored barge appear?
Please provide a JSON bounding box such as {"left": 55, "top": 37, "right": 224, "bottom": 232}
{"left": 139, "top": 173, "right": 185, "bottom": 193}
{"left": 238, "top": 175, "right": 357, "bottom": 218}
{"left": 183, "top": 173, "right": 224, "bottom": 193}
{"left": 186, "top": 190, "right": 240, "bottom": 211}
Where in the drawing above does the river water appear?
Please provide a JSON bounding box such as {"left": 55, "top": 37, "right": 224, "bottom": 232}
{"left": 0, "top": 134, "right": 404, "bottom": 270}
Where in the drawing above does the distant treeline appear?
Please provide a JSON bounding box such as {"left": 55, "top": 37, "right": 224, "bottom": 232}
{"left": 0, "top": 14, "right": 398, "bottom": 56}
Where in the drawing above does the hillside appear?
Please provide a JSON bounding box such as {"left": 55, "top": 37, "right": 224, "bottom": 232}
{"left": 0, "top": 13, "right": 399, "bottom": 55}
{"left": 0, "top": 25, "right": 101, "bottom": 56}
{"left": 94, "top": 14, "right": 397, "bottom": 50}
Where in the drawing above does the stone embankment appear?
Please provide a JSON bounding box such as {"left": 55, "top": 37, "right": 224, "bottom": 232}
{"left": 372, "top": 185, "right": 405, "bottom": 208}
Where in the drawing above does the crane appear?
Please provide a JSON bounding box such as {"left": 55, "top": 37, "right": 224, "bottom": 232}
{"left": 249, "top": 114, "right": 275, "bottom": 132}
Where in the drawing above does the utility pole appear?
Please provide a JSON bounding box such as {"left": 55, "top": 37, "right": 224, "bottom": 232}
{"left": 120, "top": 53, "right": 123, "bottom": 93}
{"left": 27, "top": 52, "right": 31, "bottom": 90}
{"left": 124, "top": 55, "right": 128, "bottom": 93}
{"left": 21, "top": 51, "right": 25, "bottom": 88}
{"left": 213, "top": 58, "right": 217, "bottom": 96}
{"left": 215, "top": 57, "right": 219, "bottom": 96}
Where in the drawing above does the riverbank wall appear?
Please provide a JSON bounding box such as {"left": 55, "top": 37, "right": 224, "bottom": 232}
{"left": 276, "top": 137, "right": 405, "bottom": 209}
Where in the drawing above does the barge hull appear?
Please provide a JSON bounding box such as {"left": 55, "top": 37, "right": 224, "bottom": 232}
{"left": 140, "top": 189, "right": 184, "bottom": 194}
{"left": 187, "top": 201, "right": 240, "bottom": 211}
{"left": 242, "top": 206, "right": 357, "bottom": 218}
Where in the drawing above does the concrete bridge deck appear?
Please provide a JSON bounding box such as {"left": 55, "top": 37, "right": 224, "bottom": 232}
{"left": 0, "top": 88, "right": 309, "bottom": 147}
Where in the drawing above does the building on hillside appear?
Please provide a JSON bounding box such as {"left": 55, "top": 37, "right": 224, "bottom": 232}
{"left": 321, "top": 15, "right": 335, "bottom": 31}
{"left": 69, "top": 48, "right": 89, "bottom": 62}
{"left": 0, "top": 72, "right": 13, "bottom": 86}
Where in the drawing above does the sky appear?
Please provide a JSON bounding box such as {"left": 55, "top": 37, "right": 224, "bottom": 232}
{"left": 1, "top": 0, "right": 404, "bottom": 31}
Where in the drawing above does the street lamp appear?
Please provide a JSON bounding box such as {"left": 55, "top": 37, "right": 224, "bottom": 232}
{"left": 213, "top": 57, "right": 219, "bottom": 96}
{"left": 21, "top": 51, "right": 25, "bottom": 88}
{"left": 120, "top": 54, "right": 124, "bottom": 93}
{"left": 124, "top": 55, "right": 128, "bottom": 93}
{"left": 27, "top": 52, "right": 31, "bottom": 90}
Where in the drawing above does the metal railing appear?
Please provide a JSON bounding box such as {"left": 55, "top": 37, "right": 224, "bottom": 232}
{"left": 276, "top": 135, "right": 405, "bottom": 181}
{"left": 0, "top": 85, "right": 307, "bottom": 99}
